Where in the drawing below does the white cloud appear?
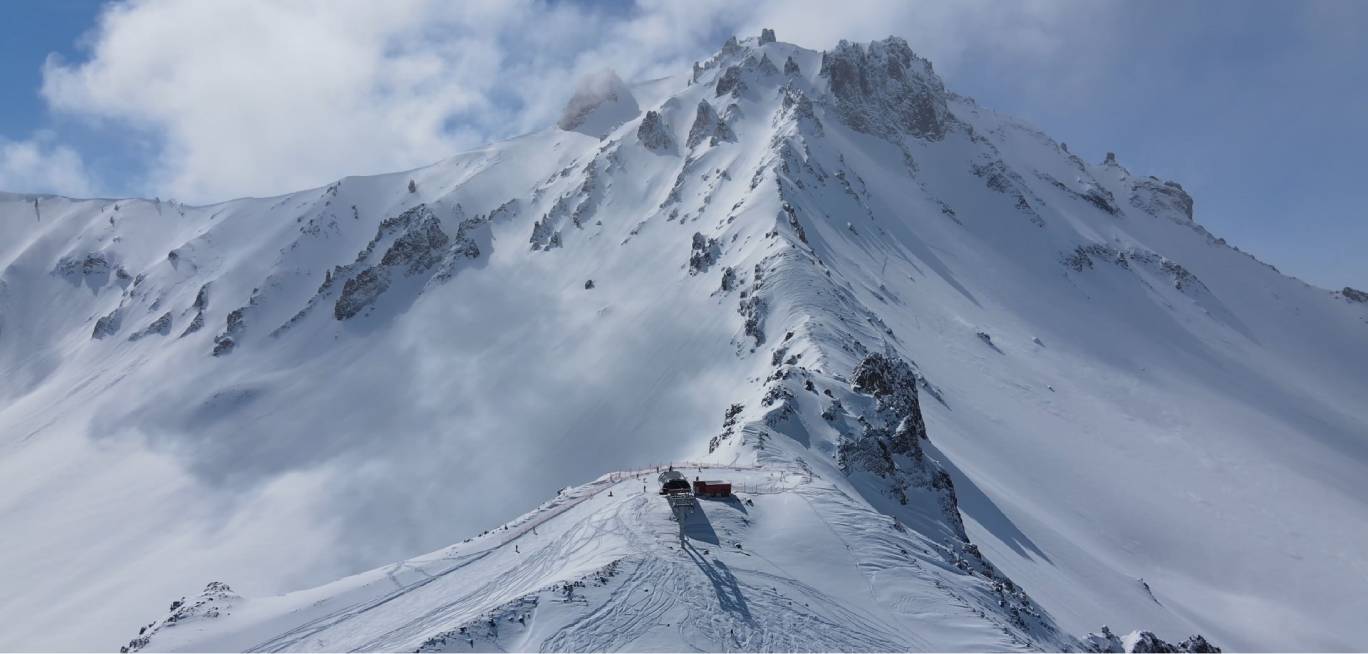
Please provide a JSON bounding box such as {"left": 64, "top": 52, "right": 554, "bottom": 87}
{"left": 38, "top": 0, "right": 1123, "bottom": 204}
{"left": 0, "top": 131, "right": 95, "bottom": 197}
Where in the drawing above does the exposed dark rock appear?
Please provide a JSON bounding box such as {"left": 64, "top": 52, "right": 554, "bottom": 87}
{"left": 972, "top": 159, "right": 1045, "bottom": 226}
{"left": 719, "top": 266, "right": 738, "bottom": 292}
{"left": 759, "top": 28, "right": 776, "bottom": 45}
{"left": 55, "top": 251, "right": 123, "bottom": 289}
{"left": 739, "top": 295, "right": 765, "bottom": 346}
{"left": 121, "top": 582, "right": 239, "bottom": 653}
{"left": 192, "top": 283, "right": 210, "bottom": 311}
{"left": 781, "top": 85, "right": 823, "bottom": 134}
{"left": 1177, "top": 635, "right": 1221, "bottom": 653}
{"left": 688, "top": 232, "right": 721, "bottom": 275}
{"left": 128, "top": 312, "right": 173, "bottom": 341}
{"left": 212, "top": 307, "right": 246, "bottom": 356}
{"left": 851, "top": 353, "right": 926, "bottom": 450}
{"left": 1082, "top": 185, "right": 1121, "bottom": 215}
{"left": 529, "top": 218, "right": 562, "bottom": 251}
{"left": 636, "top": 110, "right": 674, "bottom": 152}
{"left": 334, "top": 268, "right": 388, "bottom": 320}
{"left": 715, "top": 65, "right": 747, "bottom": 98}
{"left": 331, "top": 205, "right": 456, "bottom": 320}
{"left": 719, "top": 35, "right": 743, "bottom": 58}
{"left": 819, "top": 37, "right": 948, "bottom": 140}
{"left": 379, "top": 211, "right": 449, "bottom": 274}
{"left": 784, "top": 56, "right": 801, "bottom": 76}
{"left": 686, "top": 100, "right": 735, "bottom": 148}
{"left": 584, "top": 279, "right": 595, "bottom": 290}
{"left": 1343, "top": 287, "right": 1368, "bottom": 303}
{"left": 756, "top": 54, "right": 779, "bottom": 76}
{"left": 1130, "top": 178, "right": 1194, "bottom": 222}
{"left": 781, "top": 203, "right": 807, "bottom": 243}
{"left": 92, "top": 308, "right": 123, "bottom": 339}
{"left": 180, "top": 310, "right": 206, "bottom": 338}
{"left": 1083, "top": 626, "right": 1220, "bottom": 653}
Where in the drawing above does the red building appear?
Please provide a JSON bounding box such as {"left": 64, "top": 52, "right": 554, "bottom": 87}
{"left": 693, "top": 479, "right": 732, "bottom": 497}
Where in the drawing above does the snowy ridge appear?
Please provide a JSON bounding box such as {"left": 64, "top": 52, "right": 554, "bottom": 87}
{"left": 2, "top": 30, "right": 1366, "bottom": 651}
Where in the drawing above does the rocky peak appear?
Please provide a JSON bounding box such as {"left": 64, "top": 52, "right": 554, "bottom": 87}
{"left": 686, "top": 99, "right": 735, "bottom": 148}
{"left": 819, "top": 37, "right": 949, "bottom": 139}
{"left": 720, "top": 35, "right": 744, "bottom": 58}
{"left": 1130, "top": 177, "right": 1194, "bottom": 222}
{"left": 636, "top": 110, "right": 674, "bottom": 152}
{"left": 759, "top": 28, "right": 777, "bottom": 45}
{"left": 715, "top": 64, "right": 747, "bottom": 98}
{"left": 557, "top": 69, "right": 640, "bottom": 138}
{"left": 1083, "top": 626, "right": 1222, "bottom": 653}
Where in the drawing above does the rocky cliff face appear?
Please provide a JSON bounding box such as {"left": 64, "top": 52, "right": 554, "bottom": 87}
{"left": 820, "top": 37, "right": 949, "bottom": 139}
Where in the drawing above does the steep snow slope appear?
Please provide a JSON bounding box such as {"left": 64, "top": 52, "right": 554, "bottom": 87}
{"left": 1, "top": 32, "right": 1366, "bottom": 651}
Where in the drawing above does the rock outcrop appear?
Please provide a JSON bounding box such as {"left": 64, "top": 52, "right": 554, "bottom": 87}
{"left": 128, "top": 312, "right": 173, "bottom": 341}
{"left": 120, "top": 582, "right": 240, "bottom": 653}
{"left": 335, "top": 205, "right": 451, "bottom": 320}
{"left": 686, "top": 100, "right": 736, "bottom": 148}
{"left": 1131, "top": 178, "right": 1195, "bottom": 222}
{"left": 92, "top": 308, "right": 123, "bottom": 339}
{"left": 636, "top": 110, "right": 674, "bottom": 152}
{"left": 819, "top": 37, "right": 948, "bottom": 140}
{"left": 688, "top": 232, "right": 721, "bottom": 275}
{"left": 1083, "top": 626, "right": 1221, "bottom": 653}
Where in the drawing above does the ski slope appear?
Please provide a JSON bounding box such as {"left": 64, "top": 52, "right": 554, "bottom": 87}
{"left": 122, "top": 465, "right": 1069, "bottom": 653}
{"left": 1, "top": 30, "right": 1365, "bottom": 651}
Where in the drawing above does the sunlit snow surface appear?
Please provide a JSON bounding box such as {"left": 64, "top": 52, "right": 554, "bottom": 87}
{"left": 1, "top": 34, "right": 1366, "bottom": 651}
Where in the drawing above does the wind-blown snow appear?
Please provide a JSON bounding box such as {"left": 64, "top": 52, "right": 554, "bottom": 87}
{"left": 1, "top": 31, "right": 1365, "bottom": 652}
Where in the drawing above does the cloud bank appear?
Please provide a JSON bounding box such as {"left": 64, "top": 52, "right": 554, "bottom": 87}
{"left": 35, "top": 0, "right": 1113, "bottom": 204}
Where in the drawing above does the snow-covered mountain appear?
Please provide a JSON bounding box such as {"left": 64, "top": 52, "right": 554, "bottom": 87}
{"left": 2, "top": 31, "right": 1366, "bottom": 652}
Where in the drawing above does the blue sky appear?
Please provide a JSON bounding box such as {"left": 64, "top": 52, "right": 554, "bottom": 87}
{"left": 1, "top": 0, "right": 1364, "bottom": 290}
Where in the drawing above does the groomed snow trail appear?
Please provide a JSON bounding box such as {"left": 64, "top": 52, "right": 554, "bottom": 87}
{"left": 137, "top": 466, "right": 1038, "bottom": 652}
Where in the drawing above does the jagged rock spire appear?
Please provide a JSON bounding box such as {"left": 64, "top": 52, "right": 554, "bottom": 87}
{"left": 820, "top": 37, "right": 948, "bottom": 139}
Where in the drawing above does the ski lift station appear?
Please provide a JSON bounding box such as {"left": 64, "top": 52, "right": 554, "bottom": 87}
{"left": 658, "top": 469, "right": 691, "bottom": 495}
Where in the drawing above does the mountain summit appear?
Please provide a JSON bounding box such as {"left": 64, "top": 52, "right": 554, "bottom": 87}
{"left": 1, "top": 31, "right": 1366, "bottom": 652}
